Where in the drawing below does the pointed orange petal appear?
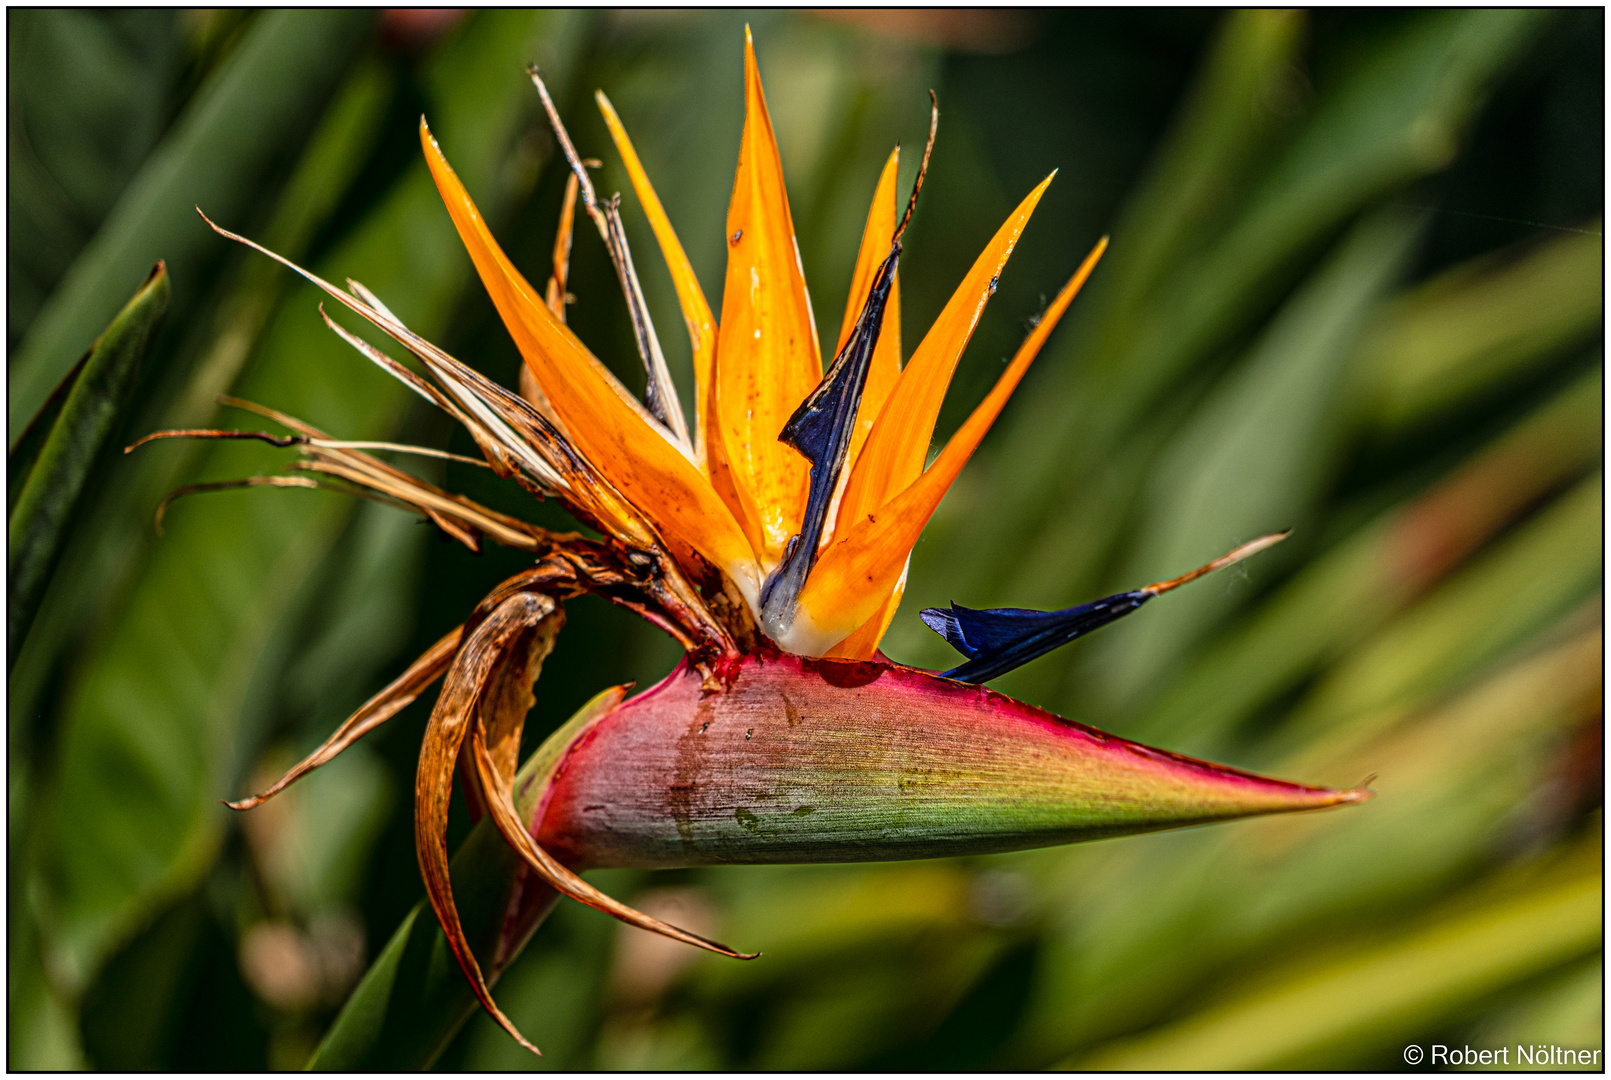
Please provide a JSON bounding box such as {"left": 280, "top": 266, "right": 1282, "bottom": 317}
{"left": 421, "top": 120, "right": 759, "bottom": 597}
{"left": 594, "top": 91, "right": 750, "bottom": 539}
{"left": 825, "top": 569, "right": 905, "bottom": 660}
{"left": 546, "top": 172, "right": 580, "bottom": 323}
{"left": 523, "top": 171, "right": 581, "bottom": 418}
{"left": 835, "top": 174, "right": 1054, "bottom": 543}
{"left": 713, "top": 29, "right": 823, "bottom": 565}
{"left": 837, "top": 147, "right": 905, "bottom": 481}
{"left": 799, "top": 239, "right": 1105, "bottom": 647}
{"left": 836, "top": 148, "right": 901, "bottom": 354}
{"left": 595, "top": 91, "right": 720, "bottom": 466}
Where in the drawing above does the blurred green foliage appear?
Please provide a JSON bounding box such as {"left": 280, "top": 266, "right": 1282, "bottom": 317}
{"left": 9, "top": 261, "right": 169, "bottom": 667}
{"left": 7, "top": 9, "right": 1601, "bottom": 1070}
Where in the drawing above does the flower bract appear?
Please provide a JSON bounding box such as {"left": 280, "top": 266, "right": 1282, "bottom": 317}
{"left": 138, "top": 30, "right": 1374, "bottom": 1055}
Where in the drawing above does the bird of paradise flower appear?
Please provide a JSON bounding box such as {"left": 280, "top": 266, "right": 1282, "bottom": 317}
{"left": 136, "top": 31, "right": 1370, "bottom": 1054}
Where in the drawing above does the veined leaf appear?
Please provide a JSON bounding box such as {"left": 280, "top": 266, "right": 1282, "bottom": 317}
{"left": 8, "top": 262, "right": 169, "bottom": 668}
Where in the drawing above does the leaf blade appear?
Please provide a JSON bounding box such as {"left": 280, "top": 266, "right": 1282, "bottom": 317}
{"left": 8, "top": 262, "right": 170, "bottom": 667}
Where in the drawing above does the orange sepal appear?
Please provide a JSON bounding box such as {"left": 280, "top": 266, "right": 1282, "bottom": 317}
{"left": 595, "top": 91, "right": 722, "bottom": 470}
{"left": 825, "top": 570, "right": 905, "bottom": 660}
{"left": 420, "top": 119, "right": 758, "bottom": 595}
{"left": 801, "top": 238, "right": 1105, "bottom": 643}
{"left": 713, "top": 29, "right": 823, "bottom": 564}
{"left": 835, "top": 174, "right": 1054, "bottom": 542}
{"left": 837, "top": 146, "right": 905, "bottom": 481}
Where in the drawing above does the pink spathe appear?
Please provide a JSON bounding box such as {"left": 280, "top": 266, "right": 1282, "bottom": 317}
{"left": 532, "top": 653, "right": 1369, "bottom": 870}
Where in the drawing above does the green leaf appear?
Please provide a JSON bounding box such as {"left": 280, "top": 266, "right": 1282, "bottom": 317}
{"left": 1091, "top": 207, "right": 1424, "bottom": 708}
{"left": 1106, "top": 8, "right": 1553, "bottom": 420}
{"left": 78, "top": 891, "right": 209, "bottom": 1070}
{"left": 1068, "top": 854, "right": 1601, "bottom": 1070}
{"left": 1467, "top": 955, "right": 1603, "bottom": 1060}
{"left": 5, "top": 80, "right": 403, "bottom": 1069}
{"left": 7, "top": 9, "right": 376, "bottom": 434}
{"left": 7, "top": 10, "right": 180, "bottom": 344}
{"left": 5, "top": 56, "right": 396, "bottom": 732}
{"left": 306, "top": 837, "right": 544, "bottom": 1071}
{"left": 1136, "top": 364, "right": 1602, "bottom": 754}
{"left": 455, "top": 896, "right": 618, "bottom": 1070}
{"left": 952, "top": 9, "right": 1553, "bottom": 614}
{"left": 7, "top": 262, "right": 169, "bottom": 668}
{"left": 7, "top": 351, "right": 88, "bottom": 515}
{"left": 1269, "top": 471, "right": 1601, "bottom": 754}
{"left": 1356, "top": 223, "right": 1603, "bottom": 431}
{"left": 1069, "top": 9, "right": 1309, "bottom": 386}
{"left": 1017, "top": 621, "right": 1601, "bottom": 1064}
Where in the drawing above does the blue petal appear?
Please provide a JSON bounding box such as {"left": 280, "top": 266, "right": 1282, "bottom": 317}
{"left": 921, "top": 590, "right": 1153, "bottom": 684}
{"left": 918, "top": 606, "right": 965, "bottom": 651}
{"left": 926, "top": 533, "right": 1293, "bottom": 683}
{"left": 760, "top": 247, "right": 899, "bottom": 628}
{"left": 939, "top": 605, "right": 1072, "bottom": 657}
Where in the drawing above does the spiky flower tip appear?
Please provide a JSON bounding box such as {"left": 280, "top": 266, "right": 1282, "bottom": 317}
{"left": 136, "top": 30, "right": 1370, "bottom": 1053}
